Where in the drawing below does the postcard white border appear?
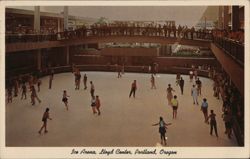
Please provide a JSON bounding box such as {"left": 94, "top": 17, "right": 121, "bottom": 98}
{"left": 0, "top": 0, "right": 249, "bottom": 158}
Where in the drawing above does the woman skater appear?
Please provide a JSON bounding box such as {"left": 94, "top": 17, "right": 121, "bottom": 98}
{"left": 91, "top": 95, "right": 97, "bottom": 114}
{"left": 96, "top": 95, "right": 101, "bottom": 115}
{"left": 38, "top": 108, "right": 52, "bottom": 134}
{"left": 166, "top": 84, "right": 175, "bottom": 105}
{"left": 62, "top": 90, "right": 70, "bottom": 110}
{"left": 152, "top": 117, "right": 172, "bottom": 146}
{"left": 151, "top": 74, "right": 156, "bottom": 89}
{"left": 31, "top": 85, "right": 41, "bottom": 105}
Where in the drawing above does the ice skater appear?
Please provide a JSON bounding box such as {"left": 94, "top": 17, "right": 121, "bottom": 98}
{"left": 151, "top": 74, "right": 156, "bottom": 89}
{"left": 7, "top": 85, "right": 13, "bottom": 103}
{"left": 90, "top": 81, "right": 95, "bottom": 97}
{"left": 176, "top": 73, "right": 180, "bottom": 86}
{"left": 179, "top": 77, "right": 184, "bottom": 95}
{"left": 49, "top": 73, "right": 53, "bottom": 89}
{"left": 171, "top": 95, "right": 178, "bottom": 119}
{"left": 201, "top": 98, "right": 209, "bottom": 123}
{"left": 31, "top": 85, "right": 41, "bottom": 105}
{"left": 129, "top": 80, "right": 137, "bottom": 98}
{"left": 191, "top": 85, "right": 198, "bottom": 105}
{"left": 21, "top": 82, "right": 27, "bottom": 99}
{"left": 117, "top": 65, "right": 122, "bottom": 78}
{"left": 91, "top": 95, "right": 97, "bottom": 114}
{"left": 95, "top": 95, "right": 101, "bottom": 115}
{"left": 62, "top": 90, "right": 70, "bottom": 110}
{"left": 195, "top": 78, "right": 202, "bottom": 95}
{"left": 38, "top": 108, "right": 52, "bottom": 134}
{"left": 208, "top": 110, "right": 218, "bottom": 137}
{"left": 37, "top": 78, "right": 41, "bottom": 92}
{"left": 222, "top": 110, "right": 232, "bottom": 139}
{"left": 83, "top": 74, "right": 87, "bottom": 90}
{"left": 152, "top": 117, "right": 172, "bottom": 146}
{"left": 166, "top": 84, "right": 175, "bottom": 105}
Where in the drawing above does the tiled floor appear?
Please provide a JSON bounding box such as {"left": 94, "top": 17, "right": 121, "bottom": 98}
{"left": 6, "top": 72, "right": 238, "bottom": 146}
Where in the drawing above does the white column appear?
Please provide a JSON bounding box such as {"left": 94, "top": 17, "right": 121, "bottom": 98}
{"left": 64, "top": 6, "right": 69, "bottom": 30}
{"left": 34, "top": 6, "right": 41, "bottom": 70}
{"left": 34, "top": 6, "right": 40, "bottom": 33}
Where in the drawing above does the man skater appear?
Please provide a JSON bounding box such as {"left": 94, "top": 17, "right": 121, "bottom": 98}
{"left": 90, "top": 81, "right": 95, "bottom": 97}
{"left": 83, "top": 74, "right": 87, "bottom": 90}
{"left": 179, "top": 77, "right": 184, "bottom": 95}
{"left": 171, "top": 95, "right": 179, "bottom": 119}
{"left": 38, "top": 108, "right": 52, "bottom": 134}
{"left": 191, "top": 85, "right": 198, "bottom": 105}
{"left": 208, "top": 110, "right": 218, "bottom": 137}
{"left": 117, "top": 65, "right": 122, "bottom": 78}
{"left": 201, "top": 98, "right": 209, "bottom": 123}
{"left": 129, "top": 80, "right": 137, "bottom": 98}
{"left": 196, "top": 78, "right": 202, "bottom": 95}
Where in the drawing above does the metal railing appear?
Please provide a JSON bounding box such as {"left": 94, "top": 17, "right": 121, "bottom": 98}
{"left": 6, "top": 27, "right": 214, "bottom": 43}
{"left": 213, "top": 36, "right": 244, "bottom": 66}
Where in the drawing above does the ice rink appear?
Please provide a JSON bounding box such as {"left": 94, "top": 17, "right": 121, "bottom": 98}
{"left": 6, "top": 72, "right": 238, "bottom": 147}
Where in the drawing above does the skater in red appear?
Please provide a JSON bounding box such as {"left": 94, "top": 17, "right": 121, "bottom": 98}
{"left": 38, "top": 108, "right": 52, "bottom": 134}
{"left": 129, "top": 80, "right": 137, "bottom": 98}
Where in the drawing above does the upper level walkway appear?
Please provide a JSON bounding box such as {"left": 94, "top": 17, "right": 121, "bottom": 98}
{"left": 5, "top": 30, "right": 244, "bottom": 96}
{"left": 6, "top": 35, "right": 211, "bottom": 53}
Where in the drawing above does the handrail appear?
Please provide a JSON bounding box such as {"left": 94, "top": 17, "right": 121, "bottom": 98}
{"left": 213, "top": 36, "right": 244, "bottom": 65}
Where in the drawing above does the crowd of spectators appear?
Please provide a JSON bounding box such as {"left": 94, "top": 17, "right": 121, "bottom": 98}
{"left": 212, "top": 29, "right": 244, "bottom": 44}
{"left": 60, "top": 23, "right": 212, "bottom": 40}
{"left": 6, "top": 22, "right": 245, "bottom": 46}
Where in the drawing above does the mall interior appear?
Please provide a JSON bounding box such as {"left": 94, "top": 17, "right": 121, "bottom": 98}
{"left": 5, "top": 6, "right": 244, "bottom": 147}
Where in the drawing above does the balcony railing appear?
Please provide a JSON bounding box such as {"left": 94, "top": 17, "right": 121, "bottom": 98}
{"left": 6, "top": 27, "right": 214, "bottom": 44}
{"left": 213, "top": 36, "right": 244, "bottom": 66}
{"left": 6, "top": 33, "right": 58, "bottom": 43}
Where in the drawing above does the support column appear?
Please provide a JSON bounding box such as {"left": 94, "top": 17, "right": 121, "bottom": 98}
{"left": 34, "top": 6, "right": 41, "bottom": 70}
{"left": 34, "top": 6, "right": 40, "bottom": 33}
{"left": 64, "top": 6, "right": 69, "bottom": 30}
{"left": 218, "top": 6, "right": 223, "bottom": 29}
{"left": 223, "top": 6, "right": 229, "bottom": 30}
{"left": 57, "top": 18, "right": 61, "bottom": 32}
{"left": 232, "top": 6, "right": 240, "bottom": 31}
